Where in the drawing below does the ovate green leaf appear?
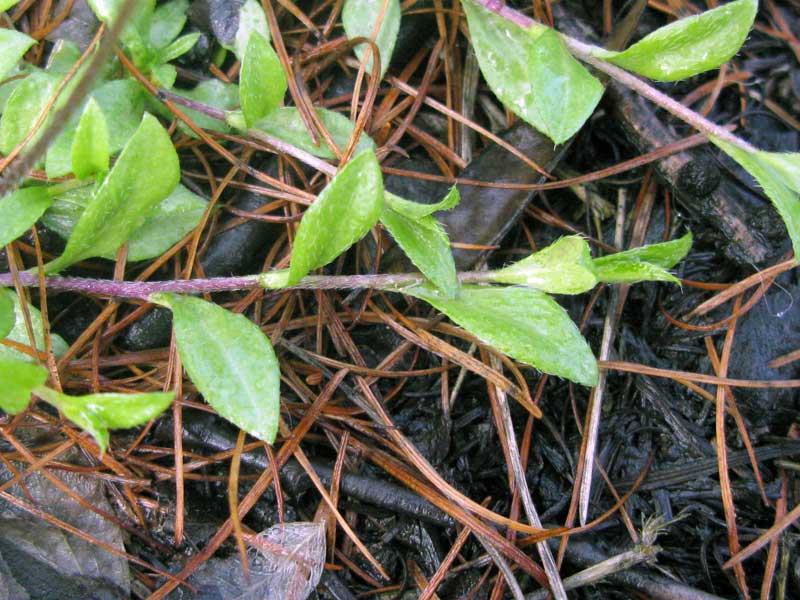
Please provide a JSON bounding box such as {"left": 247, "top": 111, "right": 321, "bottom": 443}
{"left": 0, "top": 28, "right": 35, "bottom": 82}
{"left": 150, "top": 0, "right": 189, "bottom": 48}
{"left": 0, "top": 187, "right": 53, "bottom": 247}
{"left": 157, "top": 32, "right": 200, "bottom": 64}
{"left": 240, "top": 32, "right": 286, "bottom": 126}
{"left": 598, "top": 0, "right": 757, "bottom": 81}
{"left": 0, "top": 357, "right": 48, "bottom": 414}
{"left": 226, "top": 0, "right": 270, "bottom": 59}
{"left": 0, "top": 289, "right": 68, "bottom": 362}
{"left": 0, "top": 72, "right": 57, "bottom": 156}
{"left": 380, "top": 205, "right": 459, "bottom": 298}
{"left": 62, "top": 391, "right": 174, "bottom": 431}
{"left": 462, "top": 0, "right": 601, "bottom": 144}
{"left": 241, "top": 106, "right": 376, "bottom": 159}
{"left": 42, "top": 184, "right": 207, "bottom": 262}
{"left": 711, "top": 137, "right": 800, "bottom": 259}
{"left": 87, "top": 0, "right": 155, "bottom": 47}
{"left": 289, "top": 150, "right": 384, "bottom": 284}
{"left": 151, "top": 293, "right": 281, "bottom": 443}
{"left": 489, "top": 236, "right": 598, "bottom": 294}
{"left": 380, "top": 190, "right": 460, "bottom": 297}
{"left": 385, "top": 186, "right": 459, "bottom": 220}
{"left": 0, "top": 289, "right": 13, "bottom": 339}
{"left": 71, "top": 98, "right": 110, "bottom": 179}
{"left": 405, "top": 284, "right": 598, "bottom": 386}
{"left": 592, "top": 233, "right": 691, "bottom": 283}
{"left": 343, "top": 0, "right": 401, "bottom": 78}
{"left": 46, "top": 113, "right": 180, "bottom": 272}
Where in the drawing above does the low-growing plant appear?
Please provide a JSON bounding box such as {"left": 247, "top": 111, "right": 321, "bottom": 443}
{"left": 0, "top": 0, "right": 794, "bottom": 461}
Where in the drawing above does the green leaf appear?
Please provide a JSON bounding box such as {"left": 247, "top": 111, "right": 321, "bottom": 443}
{"left": 0, "top": 72, "right": 57, "bottom": 157}
{"left": 157, "top": 32, "right": 200, "bottom": 64}
{"left": 231, "top": 0, "right": 270, "bottom": 59}
{"left": 63, "top": 391, "right": 174, "bottom": 429}
{"left": 0, "top": 357, "right": 48, "bottom": 414}
{"left": 44, "top": 79, "right": 147, "bottom": 178}
{"left": 462, "top": 0, "right": 602, "bottom": 144}
{"left": 71, "top": 98, "right": 110, "bottom": 179}
{"left": 711, "top": 137, "right": 800, "bottom": 259}
{"left": 240, "top": 32, "right": 286, "bottom": 127}
{"left": 151, "top": 63, "right": 177, "bottom": 88}
{"left": 43, "top": 184, "right": 207, "bottom": 262}
{"left": 61, "top": 401, "right": 110, "bottom": 453}
{"left": 0, "top": 289, "right": 13, "bottom": 339}
{"left": 289, "top": 150, "right": 384, "bottom": 284}
{"left": 0, "top": 27, "right": 35, "bottom": 82}
{"left": 597, "top": 0, "right": 757, "bottom": 81}
{"left": 87, "top": 0, "right": 155, "bottom": 47}
{"left": 46, "top": 113, "right": 180, "bottom": 272}
{"left": 1, "top": 1, "right": 22, "bottom": 12}
{"left": 0, "top": 187, "right": 53, "bottom": 247}
{"left": 342, "top": 0, "right": 401, "bottom": 78}
{"left": 592, "top": 233, "right": 692, "bottom": 284}
{"left": 489, "top": 236, "right": 599, "bottom": 294}
{"left": 404, "top": 284, "right": 598, "bottom": 386}
{"left": 151, "top": 293, "right": 281, "bottom": 443}
{"left": 150, "top": 0, "right": 189, "bottom": 48}
{"left": 45, "top": 39, "right": 81, "bottom": 74}
{"left": 380, "top": 190, "right": 460, "bottom": 297}
{"left": 0, "top": 289, "right": 68, "bottom": 362}
{"left": 240, "top": 106, "right": 376, "bottom": 159}
{"left": 174, "top": 79, "right": 240, "bottom": 136}
{"left": 385, "top": 186, "right": 459, "bottom": 220}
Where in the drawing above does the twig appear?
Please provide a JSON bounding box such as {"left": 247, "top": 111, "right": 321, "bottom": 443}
{"left": 0, "top": 270, "right": 493, "bottom": 300}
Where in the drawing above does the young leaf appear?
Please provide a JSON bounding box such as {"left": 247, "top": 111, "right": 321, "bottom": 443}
{"left": 0, "top": 187, "right": 53, "bottom": 247}
{"left": 233, "top": 0, "right": 271, "bottom": 59}
{"left": 45, "top": 79, "right": 147, "bottom": 179}
{"left": 151, "top": 63, "right": 177, "bottom": 88}
{"left": 42, "top": 184, "right": 208, "bottom": 262}
{"left": 380, "top": 190, "right": 460, "bottom": 297}
{"left": 385, "top": 186, "right": 459, "bottom": 220}
{"left": 46, "top": 113, "right": 180, "bottom": 272}
{"left": 404, "top": 284, "right": 598, "bottom": 386}
{"left": 157, "top": 32, "right": 201, "bottom": 64}
{"left": 0, "top": 289, "right": 69, "bottom": 363}
{"left": 289, "top": 150, "right": 384, "bottom": 284}
{"left": 489, "top": 236, "right": 598, "bottom": 294}
{"left": 69, "top": 391, "right": 174, "bottom": 429}
{"left": 240, "top": 32, "right": 286, "bottom": 126}
{"left": 711, "top": 137, "right": 800, "bottom": 259}
{"left": 149, "top": 0, "right": 189, "bottom": 48}
{"left": 0, "top": 357, "right": 48, "bottom": 415}
{"left": 342, "top": 0, "right": 401, "bottom": 78}
{"left": 71, "top": 98, "right": 110, "bottom": 179}
{"left": 36, "top": 386, "right": 174, "bottom": 453}
{"left": 0, "top": 28, "right": 35, "bottom": 82}
{"left": 1, "top": 1, "right": 22, "bottom": 12}
{"left": 0, "top": 72, "right": 57, "bottom": 156}
{"left": 597, "top": 0, "right": 757, "bottom": 81}
{"left": 462, "top": 0, "right": 602, "bottom": 144}
{"left": 0, "top": 289, "right": 14, "bottom": 339}
{"left": 592, "top": 233, "right": 692, "bottom": 283}
{"left": 236, "top": 106, "right": 376, "bottom": 159}
{"left": 87, "top": 0, "right": 155, "bottom": 47}
{"left": 151, "top": 293, "right": 281, "bottom": 443}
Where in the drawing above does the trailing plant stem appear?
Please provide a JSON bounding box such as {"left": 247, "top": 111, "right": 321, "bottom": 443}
{"left": 471, "top": 0, "right": 757, "bottom": 153}
{"left": 0, "top": 270, "right": 494, "bottom": 300}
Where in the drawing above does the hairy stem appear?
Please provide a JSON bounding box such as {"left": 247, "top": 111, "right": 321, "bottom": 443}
{"left": 0, "top": 270, "right": 492, "bottom": 300}
{"left": 471, "top": 0, "right": 757, "bottom": 152}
